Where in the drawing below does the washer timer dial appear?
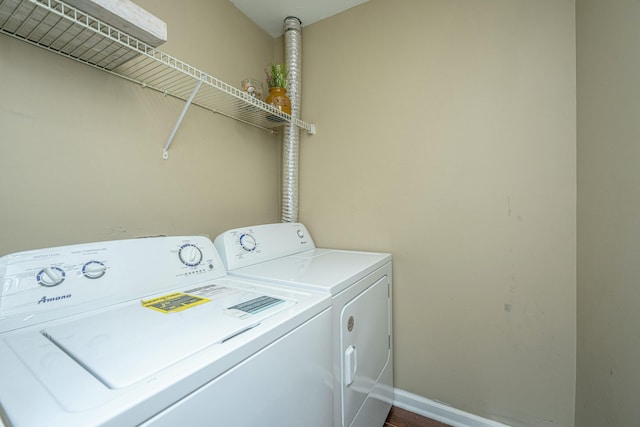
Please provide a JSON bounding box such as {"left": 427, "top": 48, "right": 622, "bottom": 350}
{"left": 179, "top": 244, "right": 203, "bottom": 267}
{"left": 239, "top": 233, "right": 257, "bottom": 252}
{"left": 37, "top": 267, "right": 66, "bottom": 287}
{"left": 82, "top": 261, "right": 106, "bottom": 279}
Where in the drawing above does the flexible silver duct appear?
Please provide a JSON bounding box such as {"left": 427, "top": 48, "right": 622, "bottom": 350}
{"left": 281, "top": 16, "right": 302, "bottom": 223}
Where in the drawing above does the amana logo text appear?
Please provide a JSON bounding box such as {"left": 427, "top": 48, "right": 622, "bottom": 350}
{"left": 38, "top": 294, "right": 72, "bottom": 304}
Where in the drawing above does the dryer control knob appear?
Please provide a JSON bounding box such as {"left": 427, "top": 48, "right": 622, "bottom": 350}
{"left": 37, "top": 267, "right": 66, "bottom": 287}
{"left": 179, "top": 244, "right": 203, "bottom": 267}
{"left": 239, "top": 233, "right": 257, "bottom": 252}
{"left": 83, "top": 261, "right": 106, "bottom": 279}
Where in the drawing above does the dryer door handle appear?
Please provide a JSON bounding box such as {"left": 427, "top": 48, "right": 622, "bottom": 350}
{"left": 345, "top": 345, "right": 357, "bottom": 386}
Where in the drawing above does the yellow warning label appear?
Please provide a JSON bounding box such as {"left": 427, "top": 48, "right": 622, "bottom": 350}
{"left": 141, "top": 292, "right": 210, "bottom": 314}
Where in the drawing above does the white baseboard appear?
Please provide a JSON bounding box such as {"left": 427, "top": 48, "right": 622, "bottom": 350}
{"left": 392, "top": 388, "right": 512, "bottom": 427}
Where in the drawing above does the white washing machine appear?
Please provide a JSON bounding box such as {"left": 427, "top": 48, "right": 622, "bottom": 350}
{"left": 0, "top": 235, "right": 332, "bottom": 427}
{"left": 214, "top": 223, "right": 393, "bottom": 427}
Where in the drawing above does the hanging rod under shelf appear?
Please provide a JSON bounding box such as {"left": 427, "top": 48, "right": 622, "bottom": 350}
{"left": 0, "top": 0, "right": 316, "bottom": 157}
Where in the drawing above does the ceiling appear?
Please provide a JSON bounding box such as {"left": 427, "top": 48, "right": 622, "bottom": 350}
{"left": 229, "top": 0, "right": 369, "bottom": 37}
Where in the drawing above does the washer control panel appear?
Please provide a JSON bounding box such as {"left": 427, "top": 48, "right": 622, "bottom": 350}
{"left": 0, "top": 235, "right": 225, "bottom": 330}
{"left": 214, "top": 222, "right": 315, "bottom": 271}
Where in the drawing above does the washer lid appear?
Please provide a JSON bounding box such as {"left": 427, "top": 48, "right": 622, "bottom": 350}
{"left": 232, "top": 249, "right": 391, "bottom": 295}
{"left": 40, "top": 284, "right": 292, "bottom": 389}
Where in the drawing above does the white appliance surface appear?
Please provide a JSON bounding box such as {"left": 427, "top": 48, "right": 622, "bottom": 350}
{"left": 214, "top": 222, "right": 390, "bottom": 295}
{"left": 215, "top": 223, "right": 394, "bottom": 427}
{"left": 228, "top": 249, "right": 389, "bottom": 295}
{"left": 0, "top": 236, "right": 332, "bottom": 427}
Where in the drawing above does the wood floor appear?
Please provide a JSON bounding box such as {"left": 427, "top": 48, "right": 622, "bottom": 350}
{"left": 384, "top": 406, "right": 452, "bottom": 427}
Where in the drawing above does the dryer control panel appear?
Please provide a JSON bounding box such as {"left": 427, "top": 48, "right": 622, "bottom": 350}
{"left": 214, "top": 222, "right": 315, "bottom": 271}
{"left": 0, "top": 235, "right": 225, "bottom": 331}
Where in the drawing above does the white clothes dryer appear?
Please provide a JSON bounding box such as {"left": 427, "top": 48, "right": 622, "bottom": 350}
{"left": 214, "top": 223, "right": 393, "bottom": 427}
{"left": 0, "top": 235, "right": 332, "bottom": 427}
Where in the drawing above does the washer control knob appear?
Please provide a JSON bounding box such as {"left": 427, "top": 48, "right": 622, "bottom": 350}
{"left": 239, "top": 233, "right": 257, "bottom": 252}
{"left": 82, "top": 261, "right": 106, "bottom": 279}
{"left": 37, "top": 267, "right": 66, "bottom": 287}
{"left": 179, "top": 244, "right": 203, "bottom": 267}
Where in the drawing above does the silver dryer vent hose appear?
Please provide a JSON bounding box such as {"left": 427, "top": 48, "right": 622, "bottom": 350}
{"left": 281, "top": 16, "right": 302, "bottom": 223}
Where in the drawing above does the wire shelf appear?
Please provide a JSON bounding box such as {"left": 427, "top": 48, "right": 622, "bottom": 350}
{"left": 0, "top": 0, "right": 316, "bottom": 157}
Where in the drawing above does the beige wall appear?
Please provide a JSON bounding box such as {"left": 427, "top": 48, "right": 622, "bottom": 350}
{"left": 301, "top": 0, "right": 576, "bottom": 425}
{"left": 576, "top": 0, "right": 640, "bottom": 425}
{"left": 0, "top": 0, "right": 279, "bottom": 255}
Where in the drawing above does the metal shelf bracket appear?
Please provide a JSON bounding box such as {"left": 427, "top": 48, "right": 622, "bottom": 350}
{"left": 162, "top": 76, "right": 206, "bottom": 159}
{"left": 307, "top": 124, "right": 316, "bottom": 135}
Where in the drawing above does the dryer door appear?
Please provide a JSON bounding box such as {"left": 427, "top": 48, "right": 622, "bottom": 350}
{"left": 340, "top": 275, "right": 391, "bottom": 427}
